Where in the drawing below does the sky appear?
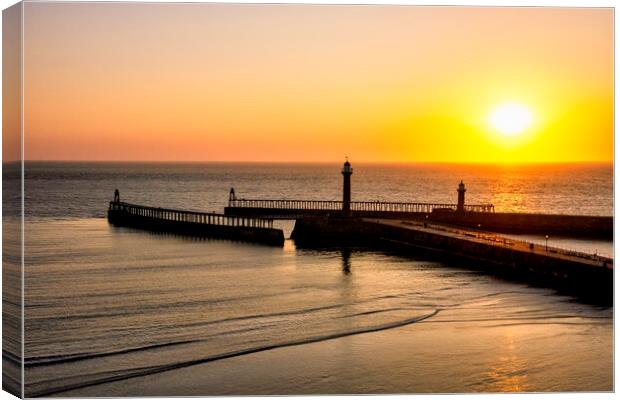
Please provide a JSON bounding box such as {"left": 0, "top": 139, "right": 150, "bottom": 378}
{"left": 20, "top": 3, "right": 613, "bottom": 163}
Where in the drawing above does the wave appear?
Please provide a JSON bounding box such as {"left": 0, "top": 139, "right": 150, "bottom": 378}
{"left": 27, "top": 293, "right": 417, "bottom": 351}
{"left": 340, "top": 307, "right": 407, "bottom": 318}
{"left": 23, "top": 339, "right": 201, "bottom": 367}
{"left": 485, "top": 320, "right": 612, "bottom": 328}
{"left": 28, "top": 309, "right": 440, "bottom": 397}
{"left": 26, "top": 302, "right": 354, "bottom": 365}
{"left": 422, "top": 314, "right": 611, "bottom": 325}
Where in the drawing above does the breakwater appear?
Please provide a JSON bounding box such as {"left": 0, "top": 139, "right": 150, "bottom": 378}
{"left": 292, "top": 216, "right": 613, "bottom": 302}
{"left": 108, "top": 201, "right": 284, "bottom": 246}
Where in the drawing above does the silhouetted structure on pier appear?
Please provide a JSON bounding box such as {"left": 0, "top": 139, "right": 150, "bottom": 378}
{"left": 342, "top": 159, "right": 352, "bottom": 214}
{"left": 457, "top": 181, "right": 466, "bottom": 212}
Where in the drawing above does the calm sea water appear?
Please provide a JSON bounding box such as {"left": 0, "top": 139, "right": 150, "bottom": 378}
{"left": 16, "top": 162, "right": 613, "bottom": 396}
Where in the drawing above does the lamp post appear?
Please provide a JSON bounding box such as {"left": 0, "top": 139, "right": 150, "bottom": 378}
{"left": 545, "top": 235, "right": 549, "bottom": 252}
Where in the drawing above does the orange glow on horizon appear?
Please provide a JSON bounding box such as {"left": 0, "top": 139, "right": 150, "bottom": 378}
{"left": 21, "top": 4, "right": 613, "bottom": 163}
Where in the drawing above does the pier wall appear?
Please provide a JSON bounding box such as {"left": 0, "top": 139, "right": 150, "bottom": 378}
{"left": 291, "top": 217, "right": 612, "bottom": 301}
{"left": 108, "top": 209, "right": 284, "bottom": 246}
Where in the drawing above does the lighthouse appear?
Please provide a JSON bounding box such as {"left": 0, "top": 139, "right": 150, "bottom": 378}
{"left": 342, "top": 159, "right": 353, "bottom": 213}
{"left": 457, "top": 181, "right": 466, "bottom": 212}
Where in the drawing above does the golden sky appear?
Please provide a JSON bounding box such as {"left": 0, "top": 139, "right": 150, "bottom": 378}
{"left": 22, "top": 3, "right": 613, "bottom": 163}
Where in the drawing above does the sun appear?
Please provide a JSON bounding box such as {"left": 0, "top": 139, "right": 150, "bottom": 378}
{"left": 488, "top": 103, "right": 533, "bottom": 136}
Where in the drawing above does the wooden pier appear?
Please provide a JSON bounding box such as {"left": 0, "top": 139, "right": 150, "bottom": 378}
{"left": 225, "top": 196, "right": 495, "bottom": 218}
{"left": 108, "top": 200, "right": 284, "bottom": 246}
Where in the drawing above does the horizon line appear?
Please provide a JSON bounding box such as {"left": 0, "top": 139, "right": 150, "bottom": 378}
{"left": 6, "top": 159, "right": 615, "bottom": 165}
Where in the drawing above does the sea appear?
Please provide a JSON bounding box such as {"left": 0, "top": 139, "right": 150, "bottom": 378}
{"left": 4, "top": 162, "right": 614, "bottom": 396}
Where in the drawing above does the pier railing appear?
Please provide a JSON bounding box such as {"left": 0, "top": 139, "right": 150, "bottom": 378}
{"left": 109, "top": 201, "right": 274, "bottom": 229}
{"left": 228, "top": 198, "right": 495, "bottom": 213}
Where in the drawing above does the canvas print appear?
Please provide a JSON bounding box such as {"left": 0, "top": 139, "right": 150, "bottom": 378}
{"left": 2, "top": 2, "right": 614, "bottom": 397}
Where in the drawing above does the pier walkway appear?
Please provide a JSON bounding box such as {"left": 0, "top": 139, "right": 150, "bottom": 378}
{"left": 108, "top": 201, "right": 284, "bottom": 246}
{"left": 110, "top": 201, "right": 275, "bottom": 228}
{"left": 225, "top": 197, "right": 495, "bottom": 219}
{"left": 368, "top": 219, "right": 613, "bottom": 269}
